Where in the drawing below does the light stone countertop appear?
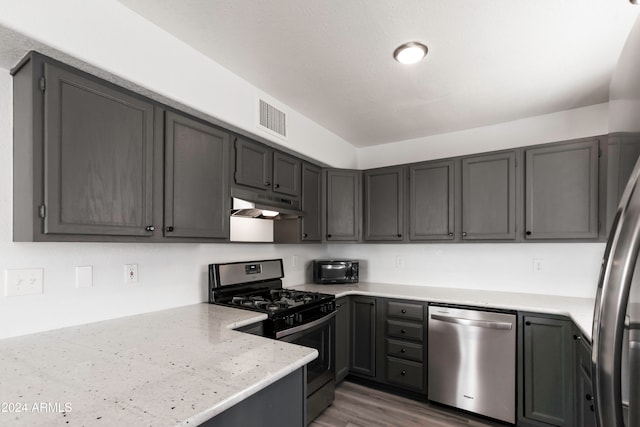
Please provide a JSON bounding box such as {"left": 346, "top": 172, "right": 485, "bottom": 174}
{"left": 289, "top": 282, "right": 596, "bottom": 341}
{"left": 0, "top": 304, "right": 317, "bottom": 426}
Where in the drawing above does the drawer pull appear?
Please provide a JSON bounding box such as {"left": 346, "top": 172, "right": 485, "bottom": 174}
{"left": 573, "top": 334, "right": 582, "bottom": 341}
{"left": 401, "top": 309, "right": 407, "bottom": 314}
{"left": 401, "top": 348, "right": 406, "bottom": 353}
{"left": 401, "top": 370, "right": 406, "bottom": 376}
{"left": 401, "top": 329, "right": 406, "bottom": 334}
{"left": 586, "top": 393, "right": 594, "bottom": 401}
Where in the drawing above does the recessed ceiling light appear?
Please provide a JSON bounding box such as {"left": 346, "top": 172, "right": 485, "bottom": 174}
{"left": 393, "top": 41, "right": 428, "bottom": 65}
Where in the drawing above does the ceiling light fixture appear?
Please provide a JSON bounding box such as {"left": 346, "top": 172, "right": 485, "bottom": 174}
{"left": 393, "top": 41, "right": 428, "bottom": 65}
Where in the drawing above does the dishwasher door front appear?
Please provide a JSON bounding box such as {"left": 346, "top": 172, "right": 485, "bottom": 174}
{"left": 428, "top": 305, "right": 516, "bottom": 424}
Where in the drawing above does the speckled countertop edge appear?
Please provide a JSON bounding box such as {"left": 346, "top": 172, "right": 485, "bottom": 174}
{"left": 0, "top": 304, "right": 317, "bottom": 426}
{"left": 288, "top": 282, "right": 595, "bottom": 341}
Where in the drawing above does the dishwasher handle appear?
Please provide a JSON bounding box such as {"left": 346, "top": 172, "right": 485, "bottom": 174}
{"left": 430, "top": 313, "right": 513, "bottom": 330}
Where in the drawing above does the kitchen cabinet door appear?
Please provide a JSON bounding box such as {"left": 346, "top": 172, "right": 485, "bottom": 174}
{"left": 461, "top": 151, "right": 517, "bottom": 240}
{"left": 164, "top": 111, "right": 229, "bottom": 239}
{"left": 525, "top": 139, "right": 599, "bottom": 239}
{"left": 408, "top": 159, "right": 455, "bottom": 240}
{"left": 234, "top": 137, "right": 272, "bottom": 191}
{"left": 573, "top": 330, "right": 596, "bottom": 427}
{"left": 335, "top": 297, "right": 351, "bottom": 383}
{"left": 301, "top": 163, "right": 322, "bottom": 242}
{"left": 273, "top": 151, "right": 301, "bottom": 197}
{"left": 350, "top": 296, "right": 376, "bottom": 377}
{"left": 364, "top": 166, "right": 404, "bottom": 241}
{"left": 520, "top": 314, "right": 574, "bottom": 427}
{"left": 42, "top": 61, "right": 155, "bottom": 237}
{"left": 606, "top": 133, "right": 640, "bottom": 233}
{"left": 325, "top": 169, "right": 362, "bottom": 241}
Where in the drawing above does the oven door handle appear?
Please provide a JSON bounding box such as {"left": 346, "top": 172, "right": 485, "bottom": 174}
{"left": 275, "top": 311, "right": 337, "bottom": 339}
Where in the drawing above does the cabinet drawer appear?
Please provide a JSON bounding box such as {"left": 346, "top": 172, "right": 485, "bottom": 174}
{"left": 387, "top": 339, "right": 423, "bottom": 362}
{"left": 387, "top": 301, "right": 424, "bottom": 321}
{"left": 386, "top": 357, "right": 424, "bottom": 391}
{"left": 387, "top": 320, "right": 423, "bottom": 341}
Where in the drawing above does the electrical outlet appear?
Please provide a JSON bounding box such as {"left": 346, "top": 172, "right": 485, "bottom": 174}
{"left": 532, "top": 258, "right": 544, "bottom": 273}
{"left": 124, "top": 264, "right": 138, "bottom": 284}
{"left": 292, "top": 255, "right": 298, "bottom": 268}
{"left": 5, "top": 268, "right": 44, "bottom": 296}
{"left": 395, "top": 256, "right": 405, "bottom": 269}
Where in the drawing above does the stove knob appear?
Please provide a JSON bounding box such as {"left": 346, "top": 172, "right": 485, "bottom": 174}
{"left": 295, "top": 313, "right": 303, "bottom": 323}
{"left": 286, "top": 315, "right": 294, "bottom": 326}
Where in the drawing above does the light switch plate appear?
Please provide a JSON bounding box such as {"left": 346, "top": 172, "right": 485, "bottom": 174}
{"left": 5, "top": 268, "right": 44, "bottom": 296}
{"left": 76, "top": 266, "right": 93, "bottom": 288}
{"left": 125, "top": 264, "right": 138, "bottom": 284}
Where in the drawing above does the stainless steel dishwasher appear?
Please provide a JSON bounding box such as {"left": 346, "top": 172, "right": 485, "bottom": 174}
{"left": 428, "top": 305, "right": 516, "bottom": 424}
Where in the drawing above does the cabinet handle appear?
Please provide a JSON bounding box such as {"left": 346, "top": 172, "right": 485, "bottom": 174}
{"left": 336, "top": 304, "right": 342, "bottom": 308}
{"left": 448, "top": 232, "right": 454, "bottom": 237}
{"left": 145, "top": 225, "right": 155, "bottom": 232}
{"left": 397, "top": 233, "right": 402, "bottom": 238}
{"left": 327, "top": 234, "right": 332, "bottom": 238}
{"left": 401, "top": 309, "right": 407, "bottom": 314}
{"left": 400, "top": 348, "right": 406, "bottom": 353}
{"left": 265, "top": 182, "right": 271, "bottom": 187}
{"left": 303, "top": 233, "right": 308, "bottom": 238}
{"left": 525, "top": 321, "right": 531, "bottom": 326}
{"left": 166, "top": 226, "right": 174, "bottom": 232}
{"left": 462, "top": 232, "right": 467, "bottom": 237}
{"left": 573, "top": 334, "right": 582, "bottom": 341}
{"left": 526, "top": 231, "right": 532, "bottom": 236}
{"left": 401, "top": 328, "right": 406, "bottom": 333}
{"left": 274, "top": 183, "right": 280, "bottom": 188}
{"left": 590, "top": 405, "right": 595, "bottom": 412}
{"left": 401, "top": 370, "right": 406, "bottom": 376}
{"left": 586, "top": 393, "right": 594, "bottom": 401}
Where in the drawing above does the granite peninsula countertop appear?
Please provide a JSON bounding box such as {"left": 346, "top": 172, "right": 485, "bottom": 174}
{"left": 0, "top": 304, "right": 317, "bottom": 426}
{"left": 289, "top": 282, "right": 596, "bottom": 340}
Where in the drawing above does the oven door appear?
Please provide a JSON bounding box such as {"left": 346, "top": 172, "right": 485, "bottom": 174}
{"left": 277, "top": 311, "right": 336, "bottom": 396}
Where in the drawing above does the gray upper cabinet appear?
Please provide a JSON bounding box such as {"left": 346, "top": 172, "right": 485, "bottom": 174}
{"left": 525, "top": 139, "right": 599, "bottom": 240}
{"left": 234, "top": 137, "right": 301, "bottom": 198}
{"left": 408, "top": 159, "right": 455, "bottom": 241}
{"left": 606, "top": 133, "right": 640, "bottom": 233}
{"left": 325, "top": 169, "right": 362, "bottom": 241}
{"left": 273, "top": 152, "right": 301, "bottom": 197}
{"left": 234, "top": 138, "right": 272, "bottom": 192}
{"left": 13, "top": 55, "right": 157, "bottom": 239}
{"left": 164, "top": 111, "right": 229, "bottom": 239}
{"left": 301, "top": 163, "right": 322, "bottom": 241}
{"left": 461, "top": 151, "right": 517, "bottom": 240}
{"left": 363, "top": 166, "right": 404, "bottom": 241}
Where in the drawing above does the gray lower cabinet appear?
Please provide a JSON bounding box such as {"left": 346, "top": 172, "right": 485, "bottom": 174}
{"left": 461, "top": 151, "right": 517, "bottom": 240}
{"left": 408, "top": 159, "right": 456, "bottom": 241}
{"left": 335, "top": 297, "right": 350, "bottom": 383}
{"left": 573, "top": 329, "right": 596, "bottom": 427}
{"left": 301, "top": 163, "right": 322, "bottom": 242}
{"left": 363, "top": 166, "right": 404, "bottom": 241}
{"left": 350, "top": 296, "right": 376, "bottom": 377}
{"left": 203, "top": 367, "right": 305, "bottom": 427}
{"left": 325, "top": 169, "right": 362, "bottom": 241}
{"left": 606, "top": 133, "right": 640, "bottom": 233}
{"left": 519, "top": 313, "right": 574, "bottom": 427}
{"left": 524, "top": 139, "right": 599, "bottom": 240}
{"left": 12, "top": 53, "right": 157, "bottom": 240}
{"left": 382, "top": 299, "right": 426, "bottom": 393}
{"left": 164, "top": 111, "right": 229, "bottom": 239}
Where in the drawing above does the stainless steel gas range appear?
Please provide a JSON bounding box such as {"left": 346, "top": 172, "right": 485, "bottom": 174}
{"left": 208, "top": 259, "right": 336, "bottom": 424}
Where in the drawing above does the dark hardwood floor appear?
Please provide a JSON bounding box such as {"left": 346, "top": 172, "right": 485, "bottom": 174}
{"left": 311, "top": 381, "right": 504, "bottom": 427}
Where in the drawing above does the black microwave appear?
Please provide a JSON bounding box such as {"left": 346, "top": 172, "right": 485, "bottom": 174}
{"left": 313, "top": 260, "right": 359, "bottom": 284}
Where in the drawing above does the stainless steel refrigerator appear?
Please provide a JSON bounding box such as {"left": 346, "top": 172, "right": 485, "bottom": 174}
{"left": 592, "top": 11, "right": 640, "bottom": 427}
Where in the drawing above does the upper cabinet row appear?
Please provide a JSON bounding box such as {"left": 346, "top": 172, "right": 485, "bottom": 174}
{"left": 356, "top": 138, "right": 601, "bottom": 242}
{"left": 11, "top": 52, "right": 639, "bottom": 243}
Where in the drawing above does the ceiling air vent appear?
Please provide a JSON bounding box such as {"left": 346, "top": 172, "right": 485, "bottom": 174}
{"left": 258, "top": 99, "right": 287, "bottom": 139}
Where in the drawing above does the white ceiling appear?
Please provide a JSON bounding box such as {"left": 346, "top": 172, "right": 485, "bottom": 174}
{"left": 117, "top": 0, "right": 640, "bottom": 147}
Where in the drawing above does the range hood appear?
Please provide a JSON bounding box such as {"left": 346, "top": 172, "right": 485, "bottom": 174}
{"left": 230, "top": 187, "right": 304, "bottom": 219}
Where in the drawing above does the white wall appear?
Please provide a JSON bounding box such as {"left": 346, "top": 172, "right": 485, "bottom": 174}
{"left": 329, "top": 243, "right": 604, "bottom": 298}
{"left": 0, "top": 0, "right": 357, "bottom": 169}
{"left": 358, "top": 103, "right": 610, "bottom": 169}
{"left": 610, "top": 14, "right": 640, "bottom": 133}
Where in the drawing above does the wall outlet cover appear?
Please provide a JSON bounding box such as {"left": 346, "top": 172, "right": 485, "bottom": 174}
{"left": 125, "top": 264, "right": 138, "bottom": 284}
{"left": 5, "top": 268, "right": 44, "bottom": 296}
